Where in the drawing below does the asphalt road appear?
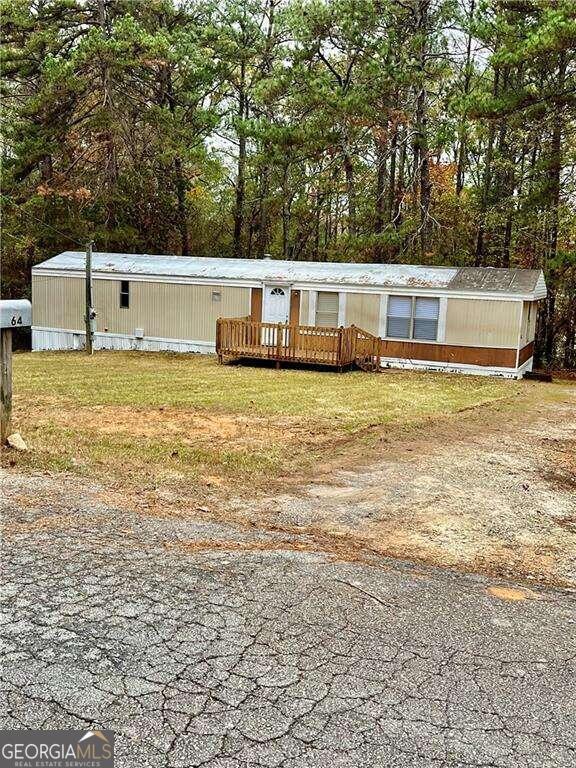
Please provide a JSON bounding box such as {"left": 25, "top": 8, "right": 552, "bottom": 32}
{"left": 1, "top": 474, "right": 575, "bottom": 768}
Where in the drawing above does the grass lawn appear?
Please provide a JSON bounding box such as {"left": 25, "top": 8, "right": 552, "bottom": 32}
{"left": 6, "top": 351, "right": 523, "bottom": 491}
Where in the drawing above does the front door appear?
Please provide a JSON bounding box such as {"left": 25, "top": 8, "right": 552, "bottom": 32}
{"left": 262, "top": 285, "right": 290, "bottom": 345}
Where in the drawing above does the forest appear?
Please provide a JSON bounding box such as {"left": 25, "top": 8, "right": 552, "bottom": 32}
{"left": 1, "top": 0, "right": 575, "bottom": 367}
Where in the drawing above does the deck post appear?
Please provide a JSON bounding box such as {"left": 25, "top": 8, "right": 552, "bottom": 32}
{"left": 275, "top": 322, "right": 282, "bottom": 369}
{"left": 216, "top": 318, "right": 222, "bottom": 363}
{"left": 337, "top": 326, "right": 344, "bottom": 369}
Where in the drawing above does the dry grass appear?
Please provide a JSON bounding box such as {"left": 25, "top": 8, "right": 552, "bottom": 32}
{"left": 6, "top": 350, "right": 523, "bottom": 491}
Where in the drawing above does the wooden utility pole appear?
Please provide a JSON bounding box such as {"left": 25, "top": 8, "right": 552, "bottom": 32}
{"left": 85, "top": 240, "right": 95, "bottom": 354}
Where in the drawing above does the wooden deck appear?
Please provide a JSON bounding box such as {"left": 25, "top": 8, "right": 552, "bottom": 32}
{"left": 216, "top": 317, "right": 381, "bottom": 371}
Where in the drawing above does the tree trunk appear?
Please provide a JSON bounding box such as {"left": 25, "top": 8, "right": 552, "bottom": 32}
{"left": 547, "top": 54, "right": 565, "bottom": 264}
{"left": 564, "top": 301, "right": 576, "bottom": 369}
{"left": 281, "top": 162, "right": 291, "bottom": 258}
{"left": 374, "top": 139, "right": 387, "bottom": 261}
{"left": 387, "top": 127, "right": 398, "bottom": 223}
{"left": 413, "top": 0, "right": 431, "bottom": 259}
{"left": 456, "top": 0, "right": 475, "bottom": 196}
{"left": 314, "top": 190, "right": 324, "bottom": 261}
{"left": 542, "top": 52, "right": 566, "bottom": 366}
{"left": 544, "top": 290, "right": 556, "bottom": 365}
{"left": 494, "top": 67, "right": 516, "bottom": 267}
{"left": 160, "top": 64, "right": 190, "bottom": 257}
{"left": 475, "top": 66, "right": 500, "bottom": 266}
{"left": 375, "top": 141, "right": 386, "bottom": 235}
{"left": 393, "top": 127, "right": 406, "bottom": 228}
{"left": 233, "top": 61, "right": 247, "bottom": 258}
{"left": 343, "top": 151, "right": 356, "bottom": 236}
{"left": 174, "top": 157, "right": 190, "bottom": 257}
{"left": 97, "top": 0, "right": 118, "bottom": 238}
{"left": 416, "top": 86, "right": 431, "bottom": 258}
{"left": 256, "top": 164, "right": 270, "bottom": 258}
{"left": 501, "top": 211, "right": 513, "bottom": 268}
{"left": 255, "top": 0, "right": 277, "bottom": 259}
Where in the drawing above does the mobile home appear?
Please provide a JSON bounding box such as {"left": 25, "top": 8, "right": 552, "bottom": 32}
{"left": 32, "top": 252, "right": 546, "bottom": 378}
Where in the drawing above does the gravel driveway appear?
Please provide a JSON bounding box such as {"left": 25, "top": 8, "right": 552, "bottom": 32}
{"left": 226, "top": 388, "right": 576, "bottom": 587}
{"left": 1, "top": 472, "right": 575, "bottom": 767}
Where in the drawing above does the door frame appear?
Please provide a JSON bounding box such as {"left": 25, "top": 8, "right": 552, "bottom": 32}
{"left": 262, "top": 283, "right": 291, "bottom": 325}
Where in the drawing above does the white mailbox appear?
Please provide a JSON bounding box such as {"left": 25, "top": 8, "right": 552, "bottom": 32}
{"left": 0, "top": 299, "right": 32, "bottom": 329}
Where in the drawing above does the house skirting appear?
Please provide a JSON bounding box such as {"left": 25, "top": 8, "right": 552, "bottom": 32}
{"left": 32, "top": 328, "right": 215, "bottom": 354}
{"left": 32, "top": 327, "right": 533, "bottom": 378}
{"left": 379, "top": 356, "right": 533, "bottom": 379}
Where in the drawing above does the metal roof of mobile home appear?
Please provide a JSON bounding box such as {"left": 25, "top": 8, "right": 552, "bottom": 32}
{"left": 33, "top": 252, "right": 547, "bottom": 298}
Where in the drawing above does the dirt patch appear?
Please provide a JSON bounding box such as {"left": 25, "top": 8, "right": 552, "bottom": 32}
{"left": 541, "top": 469, "right": 576, "bottom": 492}
{"left": 486, "top": 586, "right": 539, "bottom": 601}
{"left": 557, "top": 516, "right": 576, "bottom": 534}
{"left": 42, "top": 405, "right": 321, "bottom": 447}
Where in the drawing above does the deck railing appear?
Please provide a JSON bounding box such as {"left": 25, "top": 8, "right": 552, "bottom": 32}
{"left": 216, "top": 317, "right": 381, "bottom": 370}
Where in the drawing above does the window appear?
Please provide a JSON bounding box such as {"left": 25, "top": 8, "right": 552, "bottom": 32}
{"left": 120, "top": 280, "right": 129, "bottom": 309}
{"left": 315, "top": 291, "right": 339, "bottom": 327}
{"left": 270, "top": 287, "right": 285, "bottom": 296}
{"left": 413, "top": 297, "right": 440, "bottom": 340}
{"left": 212, "top": 290, "right": 221, "bottom": 302}
{"left": 386, "top": 296, "right": 439, "bottom": 341}
{"left": 386, "top": 296, "right": 412, "bottom": 338}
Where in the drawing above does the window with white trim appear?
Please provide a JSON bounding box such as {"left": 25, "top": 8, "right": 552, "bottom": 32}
{"left": 315, "top": 291, "right": 339, "bottom": 327}
{"left": 386, "top": 296, "right": 439, "bottom": 341}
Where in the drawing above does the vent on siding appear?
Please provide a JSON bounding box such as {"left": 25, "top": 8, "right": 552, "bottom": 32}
{"left": 315, "top": 291, "right": 339, "bottom": 327}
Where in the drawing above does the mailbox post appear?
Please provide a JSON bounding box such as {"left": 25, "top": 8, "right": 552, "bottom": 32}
{"left": 1, "top": 299, "right": 32, "bottom": 444}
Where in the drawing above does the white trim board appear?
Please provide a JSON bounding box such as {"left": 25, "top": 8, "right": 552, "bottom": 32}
{"left": 308, "top": 291, "right": 317, "bottom": 325}
{"left": 337, "top": 292, "right": 347, "bottom": 327}
{"left": 437, "top": 297, "right": 447, "bottom": 343}
{"left": 378, "top": 294, "right": 388, "bottom": 338}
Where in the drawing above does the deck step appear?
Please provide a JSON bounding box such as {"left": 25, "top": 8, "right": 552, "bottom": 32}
{"left": 355, "top": 356, "right": 381, "bottom": 372}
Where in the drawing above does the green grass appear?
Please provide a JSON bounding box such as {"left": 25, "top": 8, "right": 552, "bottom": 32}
{"left": 14, "top": 350, "right": 516, "bottom": 425}
{"left": 8, "top": 351, "right": 523, "bottom": 489}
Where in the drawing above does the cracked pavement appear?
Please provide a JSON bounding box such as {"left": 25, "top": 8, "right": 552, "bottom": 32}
{"left": 1, "top": 472, "right": 576, "bottom": 767}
